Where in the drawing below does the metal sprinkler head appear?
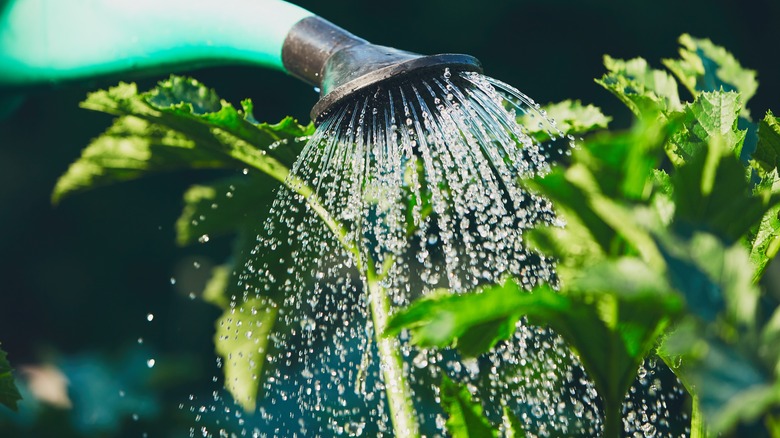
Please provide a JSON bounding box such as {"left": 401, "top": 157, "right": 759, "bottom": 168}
{"left": 281, "top": 17, "right": 483, "bottom": 124}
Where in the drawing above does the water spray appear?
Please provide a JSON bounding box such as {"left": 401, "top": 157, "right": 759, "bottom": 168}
{"left": 0, "top": 1, "right": 575, "bottom": 435}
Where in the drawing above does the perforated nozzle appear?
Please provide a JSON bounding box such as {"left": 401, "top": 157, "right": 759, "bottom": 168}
{"left": 282, "top": 17, "right": 482, "bottom": 124}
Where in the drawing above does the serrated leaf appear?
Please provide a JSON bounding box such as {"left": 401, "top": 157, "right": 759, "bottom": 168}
{"left": 440, "top": 375, "right": 497, "bottom": 438}
{"left": 751, "top": 111, "right": 780, "bottom": 175}
{"left": 595, "top": 55, "right": 682, "bottom": 116}
{"left": 53, "top": 77, "right": 313, "bottom": 203}
{"left": 667, "top": 91, "right": 746, "bottom": 164}
{"left": 215, "top": 297, "right": 277, "bottom": 412}
{"left": 663, "top": 34, "right": 758, "bottom": 117}
{"left": 0, "top": 344, "right": 21, "bottom": 411}
{"left": 748, "top": 169, "right": 780, "bottom": 282}
{"left": 53, "top": 116, "right": 232, "bottom": 202}
{"left": 519, "top": 99, "right": 610, "bottom": 142}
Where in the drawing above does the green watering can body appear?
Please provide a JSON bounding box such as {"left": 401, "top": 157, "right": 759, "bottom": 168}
{"left": 0, "top": 0, "right": 314, "bottom": 89}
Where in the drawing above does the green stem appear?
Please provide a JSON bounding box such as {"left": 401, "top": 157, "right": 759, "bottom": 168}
{"left": 367, "top": 268, "right": 420, "bottom": 438}
{"left": 246, "top": 153, "right": 419, "bottom": 437}
{"left": 690, "top": 394, "right": 706, "bottom": 438}
{"left": 603, "top": 401, "right": 622, "bottom": 438}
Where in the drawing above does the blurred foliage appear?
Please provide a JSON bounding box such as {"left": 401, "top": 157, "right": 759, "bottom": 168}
{"left": 0, "top": 345, "right": 21, "bottom": 411}
{"left": 439, "top": 375, "right": 496, "bottom": 438}
{"left": 519, "top": 99, "right": 611, "bottom": 143}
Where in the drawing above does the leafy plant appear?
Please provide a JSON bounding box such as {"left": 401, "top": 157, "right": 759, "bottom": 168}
{"left": 51, "top": 34, "right": 780, "bottom": 437}
{"left": 388, "top": 34, "right": 780, "bottom": 437}
{"left": 0, "top": 344, "right": 21, "bottom": 411}
{"left": 52, "top": 76, "right": 418, "bottom": 435}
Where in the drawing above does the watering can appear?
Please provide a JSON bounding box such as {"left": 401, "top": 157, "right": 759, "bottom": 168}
{"left": 0, "top": 0, "right": 480, "bottom": 120}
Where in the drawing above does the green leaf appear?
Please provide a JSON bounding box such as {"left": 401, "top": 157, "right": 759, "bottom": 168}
{"left": 747, "top": 170, "right": 780, "bottom": 282}
{"left": 202, "top": 265, "right": 232, "bottom": 310}
{"left": 667, "top": 90, "right": 746, "bottom": 164}
{"left": 671, "top": 133, "right": 772, "bottom": 243}
{"left": 531, "top": 158, "right": 665, "bottom": 269}
{"left": 576, "top": 120, "right": 668, "bottom": 201}
{"left": 440, "top": 375, "right": 497, "bottom": 438}
{"left": 760, "top": 306, "right": 780, "bottom": 376}
{"left": 527, "top": 169, "right": 615, "bottom": 256}
{"left": 663, "top": 34, "right": 758, "bottom": 116}
{"left": 388, "top": 273, "right": 680, "bottom": 428}
{"left": 503, "top": 407, "right": 526, "bottom": 438}
{"left": 176, "top": 174, "right": 276, "bottom": 246}
{"left": 655, "top": 231, "right": 759, "bottom": 327}
{"left": 0, "top": 344, "right": 21, "bottom": 411}
{"left": 215, "top": 297, "right": 278, "bottom": 412}
{"left": 53, "top": 77, "right": 313, "bottom": 203}
{"left": 659, "top": 319, "right": 780, "bottom": 434}
{"left": 519, "top": 99, "right": 610, "bottom": 142}
{"left": 751, "top": 111, "right": 780, "bottom": 175}
{"left": 652, "top": 169, "right": 675, "bottom": 225}
{"left": 595, "top": 55, "right": 682, "bottom": 116}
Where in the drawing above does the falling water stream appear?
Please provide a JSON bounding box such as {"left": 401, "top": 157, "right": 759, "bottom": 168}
{"left": 191, "top": 71, "right": 685, "bottom": 437}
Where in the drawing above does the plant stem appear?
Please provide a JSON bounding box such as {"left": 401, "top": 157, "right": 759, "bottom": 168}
{"left": 367, "top": 272, "right": 420, "bottom": 438}
{"left": 250, "top": 157, "right": 420, "bottom": 436}
{"left": 603, "top": 401, "right": 622, "bottom": 438}
{"left": 690, "top": 394, "right": 706, "bottom": 438}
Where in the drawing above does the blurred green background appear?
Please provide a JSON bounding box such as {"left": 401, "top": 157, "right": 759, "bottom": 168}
{"left": 1, "top": 0, "right": 778, "bottom": 436}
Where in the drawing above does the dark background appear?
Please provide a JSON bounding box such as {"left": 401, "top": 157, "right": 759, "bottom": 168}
{"left": 1, "top": 0, "right": 778, "bottom": 436}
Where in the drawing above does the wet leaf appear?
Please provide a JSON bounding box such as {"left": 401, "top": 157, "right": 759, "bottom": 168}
{"left": 389, "top": 272, "right": 680, "bottom": 428}
{"left": 53, "top": 77, "right": 312, "bottom": 203}
{"left": 663, "top": 34, "right": 758, "bottom": 117}
{"left": 595, "top": 55, "right": 682, "bottom": 116}
{"left": 0, "top": 344, "right": 21, "bottom": 411}
{"left": 519, "top": 99, "right": 610, "bottom": 142}
{"left": 215, "top": 297, "right": 278, "bottom": 412}
{"left": 440, "top": 375, "right": 496, "bottom": 438}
